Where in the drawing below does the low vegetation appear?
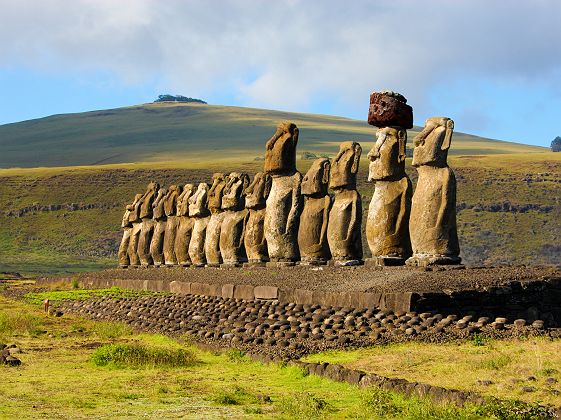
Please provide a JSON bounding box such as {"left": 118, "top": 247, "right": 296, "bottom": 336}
{"left": 2, "top": 292, "right": 552, "bottom": 418}
{"left": 304, "top": 337, "right": 561, "bottom": 406}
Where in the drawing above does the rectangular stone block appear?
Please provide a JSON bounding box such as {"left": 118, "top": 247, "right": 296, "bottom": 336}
{"left": 208, "top": 283, "right": 222, "bottom": 297}
{"left": 278, "top": 288, "right": 296, "bottom": 304}
{"left": 190, "top": 282, "right": 209, "bottom": 296}
{"left": 222, "top": 284, "right": 235, "bottom": 299}
{"left": 170, "top": 281, "right": 191, "bottom": 295}
{"left": 233, "top": 284, "right": 255, "bottom": 301}
{"left": 294, "top": 289, "right": 313, "bottom": 305}
{"left": 254, "top": 286, "right": 279, "bottom": 300}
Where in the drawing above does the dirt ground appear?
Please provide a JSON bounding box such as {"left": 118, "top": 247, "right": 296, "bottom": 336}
{"left": 76, "top": 265, "right": 561, "bottom": 293}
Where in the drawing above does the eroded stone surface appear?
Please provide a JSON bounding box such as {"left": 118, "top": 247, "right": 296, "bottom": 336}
{"left": 149, "top": 188, "right": 167, "bottom": 266}
{"left": 366, "top": 127, "right": 412, "bottom": 264}
{"left": 174, "top": 184, "right": 195, "bottom": 266}
{"left": 244, "top": 172, "right": 272, "bottom": 263}
{"left": 298, "top": 158, "right": 332, "bottom": 264}
{"left": 188, "top": 183, "right": 210, "bottom": 267}
{"left": 138, "top": 182, "right": 160, "bottom": 266}
{"left": 264, "top": 122, "right": 302, "bottom": 263}
{"left": 163, "top": 185, "right": 182, "bottom": 266}
{"left": 407, "top": 117, "right": 460, "bottom": 266}
{"left": 205, "top": 173, "right": 227, "bottom": 267}
{"left": 118, "top": 193, "right": 143, "bottom": 267}
{"left": 368, "top": 91, "right": 413, "bottom": 129}
{"left": 328, "top": 142, "right": 363, "bottom": 264}
{"left": 220, "top": 172, "right": 250, "bottom": 265}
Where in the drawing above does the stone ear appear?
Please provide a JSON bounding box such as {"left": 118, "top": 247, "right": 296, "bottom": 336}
{"left": 322, "top": 160, "right": 331, "bottom": 185}
{"left": 351, "top": 143, "right": 362, "bottom": 174}
{"left": 263, "top": 174, "right": 272, "bottom": 199}
{"left": 398, "top": 130, "right": 407, "bottom": 163}
{"left": 441, "top": 119, "right": 454, "bottom": 151}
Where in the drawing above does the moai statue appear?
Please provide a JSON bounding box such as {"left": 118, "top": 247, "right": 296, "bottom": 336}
{"left": 220, "top": 172, "right": 250, "bottom": 266}
{"left": 188, "top": 183, "right": 211, "bottom": 267}
{"left": 118, "top": 193, "right": 143, "bottom": 267}
{"left": 264, "top": 122, "right": 303, "bottom": 266}
{"left": 149, "top": 187, "right": 167, "bottom": 266}
{"left": 244, "top": 172, "right": 272, "bottom": 266}
{"left": 204, "top": 173, "right": 228, "bottom": 267}
{"left": 365, "top": 90, "right": 414, "bottom": 266}
{"left": 298, "top": 158, "right": 332, "bottom": 265}
{"left": 137, "top": 182, "right": 159, "bottom": 266}
{"left": 174, "top": 184, "right": 195, "bottom": 266}
{"left": 163, "top": 185, "right": 182, "bottom": 266}
{"left": 327, "top": 142, "right": 363, "bottom": 265}
{"left": 406, "top": 117, "right": 461, "bottom": 266}
{"left": 126, "top": 193, "right": 144, "bottom": 266}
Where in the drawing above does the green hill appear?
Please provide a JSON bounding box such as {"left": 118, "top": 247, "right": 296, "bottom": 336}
{"left": 0, "top": 102, "right": 558, "bottom": 274}
{"left": 0, "top": 102, "right": 544, "bottom": 168}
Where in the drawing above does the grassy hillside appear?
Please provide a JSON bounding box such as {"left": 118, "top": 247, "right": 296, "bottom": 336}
{"left": 0, "top": 153, "right": 559, "bottom": 275}
{"left": 0, "top": 102, "right": 558, "bottom": 274}
{"left": 0, "top": 102, "right": 545, "bottom": 168}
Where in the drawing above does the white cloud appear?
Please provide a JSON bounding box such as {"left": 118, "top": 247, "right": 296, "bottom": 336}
{"left": 1, "top": 0, "right": 560, "bottom": 133}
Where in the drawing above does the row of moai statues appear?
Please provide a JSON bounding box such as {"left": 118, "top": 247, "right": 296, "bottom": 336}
{"left": 118, "top": 91, "right": 460, "bottom": 268}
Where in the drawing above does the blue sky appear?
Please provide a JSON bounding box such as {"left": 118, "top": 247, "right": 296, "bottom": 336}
{"left": 1, "top": 0, "right": 560, "bottom": 147}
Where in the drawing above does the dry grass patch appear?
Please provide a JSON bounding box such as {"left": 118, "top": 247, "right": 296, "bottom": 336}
{"left": 304, "top": 337, "right": 561, "bottom": 406}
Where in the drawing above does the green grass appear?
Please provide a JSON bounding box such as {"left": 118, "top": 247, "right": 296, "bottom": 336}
{"left": 23, "top": 287, "right": 157, "bottom": 305}
{"left": 303, "top": 338, "right": 561, "bottom": 406}
{"left": 0, "top": 102, "right": 544, "bottom": 168}
{"left": 91, "top": 343, "right": 199, "bottom": 368}
{"left": 2, "top": 293, "right": 540, "bottom": 419}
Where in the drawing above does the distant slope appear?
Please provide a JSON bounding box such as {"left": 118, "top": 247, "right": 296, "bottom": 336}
{"left": 0, "top": 102, "right": 545, "bottom": 168}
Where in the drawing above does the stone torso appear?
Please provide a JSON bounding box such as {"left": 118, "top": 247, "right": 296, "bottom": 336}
{"left": 298, "top": 195, "right": 331, "bottom": 261}
{"left": 264, "top": 172, "right": 302, "bottom": 261}
{"left": 366, "top": 177, "right": 412, "bottom": 257}
{"left": 327, "top": 189, "right": 362, "bottom": 260}
{"left": 410, "top": 166, "right": 459, "bottom": 256}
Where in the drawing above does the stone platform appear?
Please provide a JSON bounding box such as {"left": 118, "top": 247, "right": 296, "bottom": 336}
{"left": 53, "top": 265, "right": 561, "bottom": 326}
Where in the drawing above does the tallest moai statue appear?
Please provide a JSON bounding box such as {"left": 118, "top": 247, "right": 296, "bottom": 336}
{"left": 264, "top": 122, "right": 303, "bottom": 266}
{"left": 365, "top": 91, "right": 413, "bottom": 266}
{"left": 406, "top": 117, "right": 461, "bottom": 267}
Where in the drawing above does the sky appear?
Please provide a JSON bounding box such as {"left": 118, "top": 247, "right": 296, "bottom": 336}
{"left": 0, "top": 0, "right": 560, "bottom": 147}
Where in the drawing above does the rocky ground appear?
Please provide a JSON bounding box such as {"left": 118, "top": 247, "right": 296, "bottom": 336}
{"left": 59, "top": 293, "right": 558, "bottom": 359}
{"left": 0, "top": 343, "right": 22, "bottom": 366}
{"left": 75, "top": 265, "right": 561, "bottom": 294}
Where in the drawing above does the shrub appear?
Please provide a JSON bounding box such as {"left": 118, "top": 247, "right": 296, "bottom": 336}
{"left": 279, "top": 392, "right": 331, "bottom": 418}
{"left": 91, "top": 343, "right": 198, "bottom": 368}
{"left": 92, "top": 321, "right": 132, "bottom": 340}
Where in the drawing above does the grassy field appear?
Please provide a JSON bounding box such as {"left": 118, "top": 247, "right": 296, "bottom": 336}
{"left": 304, "top": 337, "right": 561, "bottom": 407}
{"left": 0, "top": 102, "right": 545, "bottom": 168}
{"left": 0, "top": 152, "right": 559, "bottom": 274}
{"left": 0, "top": 289, "right": 519, "bottom": 419}
{"left": 0, "top": 103, "right": 558, "bottom": 274}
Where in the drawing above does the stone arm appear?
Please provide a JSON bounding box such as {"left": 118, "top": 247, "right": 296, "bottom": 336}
{"left": 345, "top": 192, "right": 359, "bottom": 242}
{"left": 436, "top": 169, "right": 455, "bottom": 230}
{"left": 394, "top": 178, "right": 411, "bottom": 235}
{"left": 320, "top": 195, "right": 332, "bottom": 244}
{"left": 285, "top": 174, "right": 303, "bottom": 235}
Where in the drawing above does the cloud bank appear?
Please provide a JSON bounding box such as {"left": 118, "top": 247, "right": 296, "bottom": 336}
{"left": 1, "top": 0, "right": 560, "bottom": 142}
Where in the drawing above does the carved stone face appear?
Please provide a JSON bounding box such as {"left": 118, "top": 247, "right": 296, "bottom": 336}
{"left": 177, "top": 184, "right": 195, "bottom": 216}
{"left": 302, "top": 158, "right": 331, "bottom": 196}
{"left": 412, "top": 117, "right": 454, "bottom": 168}
{"left": 164, "top": 185, "right": 182, "bottom": 216}
{"left": 264, "top": 122, "right": 299, "bottom": 176}
{"left": 222, "top": 172, "right": 250, "bottom": 210}
{"left": 207, "top": 173, "right": 227, "bottom": 211}
{"left": 330, "top": 141, "right": 362, "bottom": 190}
{"left": 367, "top": 127, "right": 407, "bottom": 181}
{"left": 188, "top": 183, "right": 209, "bottom": 217}
{"left": 147, "top": 181, "right": 160, "bottom": 193}
{"left": 245, "top": 172, "right": 272, "bottom": 209}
